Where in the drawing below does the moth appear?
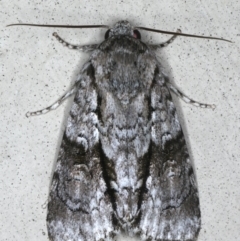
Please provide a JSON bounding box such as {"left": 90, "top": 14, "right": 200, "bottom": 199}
{"left": 8, "top": 20, "right": 230, "bottom": 241}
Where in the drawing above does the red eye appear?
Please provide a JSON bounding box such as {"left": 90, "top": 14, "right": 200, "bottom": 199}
{"left": 133, "top": 30, "right": 141, "bottom": 39}
{"left": 105, "top": 29, "right": 110, "bottom": 39}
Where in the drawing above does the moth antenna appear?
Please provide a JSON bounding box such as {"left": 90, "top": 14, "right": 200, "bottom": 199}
{"left": 7, "top": 23, "right": 231, "bottom": 43}
{"left": 6, "top": 23, "right": 109, "bottom": 29}
{"left": 135, "top": 26, "right": 232, "bottom": 43}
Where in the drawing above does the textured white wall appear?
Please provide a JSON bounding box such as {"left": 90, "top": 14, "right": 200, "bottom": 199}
{"left": 1, "top": 0, "right": 239, "bottom": 240}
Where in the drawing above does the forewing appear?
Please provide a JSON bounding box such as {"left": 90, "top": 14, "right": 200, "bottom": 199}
{"left": 47, "top": 62, "right": 115, "bottom": 241}
{"left": 139, "top": 72, "right": 201, "bottom": 241}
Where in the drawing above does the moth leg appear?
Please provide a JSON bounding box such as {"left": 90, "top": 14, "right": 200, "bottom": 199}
{"left": 26, "top": 82, "right": 77, "bottom": 117}
{"left": 168, "top": 83, "right": 216, "bottom": 109}
{"left": 150, "top": 29, "right": 181, "bottom": 49}
{"left": 53, "top": 32, "right": 98, "bottom": 52}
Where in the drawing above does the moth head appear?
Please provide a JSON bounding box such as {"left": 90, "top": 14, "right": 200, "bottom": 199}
{"left": 105, "top": 20, "right": 141, "bottom": 40}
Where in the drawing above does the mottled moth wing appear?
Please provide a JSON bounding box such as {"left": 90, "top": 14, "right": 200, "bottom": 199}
{"left": 44, "top": 20, "right": 201, "bottom": 241}
{"left": 47, "top": 63, "right": 115, "bottom": 241}
{"left": 138, "top": 72, "right": 201, "bottom": 240}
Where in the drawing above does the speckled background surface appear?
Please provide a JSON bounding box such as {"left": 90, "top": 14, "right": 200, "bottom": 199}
{"left": 0, "top": 0, "right": 240, "bottom": 240}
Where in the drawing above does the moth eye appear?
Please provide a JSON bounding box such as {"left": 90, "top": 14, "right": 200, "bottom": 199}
{"left": 105, "top": 29, "right": 110, "bottom": 39}
{"left": 133, "top": 30, "right": 141, "bottom": 39}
